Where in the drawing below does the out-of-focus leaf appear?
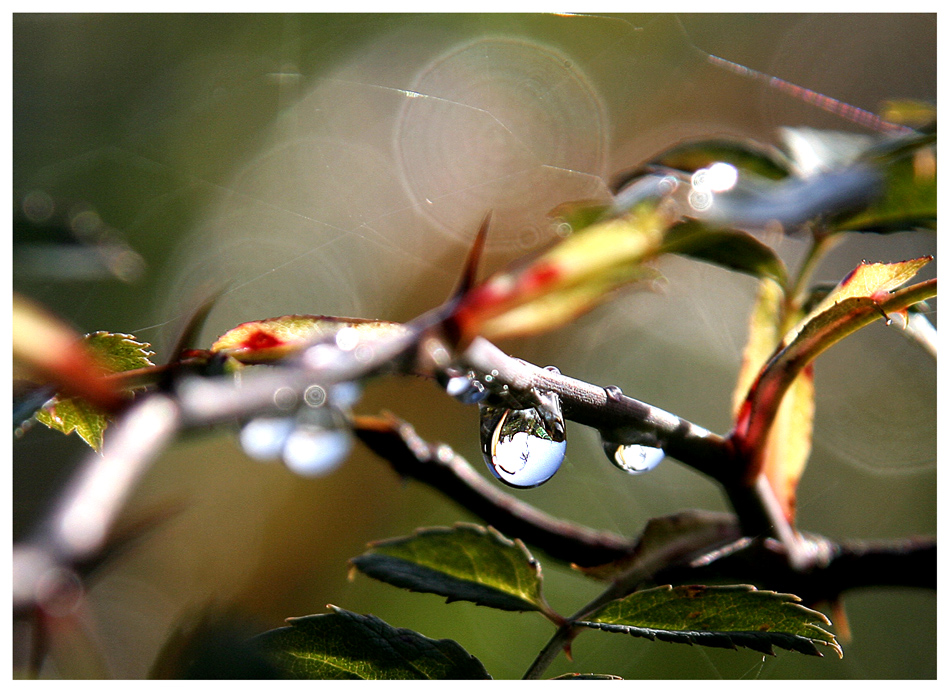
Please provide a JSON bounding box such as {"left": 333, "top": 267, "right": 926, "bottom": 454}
{"left": 34, "top": 332, "right": 155, "bottom": 451}
{"left": 150, "top": 610, "right": 280, "bottom": 679}
{"left": 475, "top": 263, "right": 660, "bottom": 342}
{"left": 612, "top": 138, "right": 792, "bottom": 191}
{"left": 211, "top": 314, "right": 407, "bottom": 363}
{"left": 453, "top": 200, "right": 674, "bottom": 343}
{"left": 350, "top": 524, "right": 553, "bottom": 615}
{"left": 661, "top": 222, "right": 788, "bottom": 286}
{"left": 732, "top": 279, "right": 786, "bottom": 415}
{"left": 551, "top": 673, "right": 623, "bottom": 680}
{"left": 830, "top": 137, "right": 936, "bottom": 234}
{"left": 778, "top": 127, "right": 875, "bottom": 177}
{"left": 251, "top": 607, "right": 491, "bottom": 680}
{"left": 578, "top": 584, "right": 841, "bottom": 658}
{"left": 879, "top": 100, "right": 936, "bottom": 130}
{"left": 761, "top": 369, "right": 814, "bottom": 522}
{"left": 548, "top": 199, "right": 613, "bottom": 233}
{"left": 733, "top": 258, "right": 935, "bottom": 466}
{"left": 731, "top": 279, "right": 814, "bottom": 522}
{"left": 576, "top": 511, "right": 740, "bottom": 583}
{"left": 12, "top": 294, "right": 126, "bottom": 413}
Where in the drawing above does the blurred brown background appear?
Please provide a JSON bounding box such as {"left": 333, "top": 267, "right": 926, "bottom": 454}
{"left": 13, "top": 14, "right": 935, "bottom": 678}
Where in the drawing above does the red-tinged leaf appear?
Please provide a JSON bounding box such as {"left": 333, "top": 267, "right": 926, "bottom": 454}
{"left": 731, "top": 280, "right": 814, "bottom": 522}
{"left": 12, "top": 294, "right": 126, "bottom": 413}
{"left": 475, "top": 264, "right": 660, "bottom": 342}
{"left": 210, "top": 315, "right": 407, "bottom": 363}
{"left": 453, "top": 200, "right": 674, "bottom": 343}
{"left": 732, "top": 259, "right": 935, "bottom": 473}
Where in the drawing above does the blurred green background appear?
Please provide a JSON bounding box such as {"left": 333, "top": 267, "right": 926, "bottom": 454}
{"left": 13, "top": 14, "right": 935, "bottom": 678}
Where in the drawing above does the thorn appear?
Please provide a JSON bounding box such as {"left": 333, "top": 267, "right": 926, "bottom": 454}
{"left": 563, "top": 641, "right": 574, "bottom": 662}
{"left": 453, "top": 211, "right": 492, "bottom": 299}
{"left": 831, "top": 598, "right": 852, "bottom": 644}
{"left": 167, "top": 288, "right": 224, "bottom": 365}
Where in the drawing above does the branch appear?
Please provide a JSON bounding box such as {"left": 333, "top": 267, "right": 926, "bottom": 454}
{"left": 353, "top": 412, "right": 936, "bottom": 602}
{"left": 352, "top": 413, "right": 636, "bottom": 567}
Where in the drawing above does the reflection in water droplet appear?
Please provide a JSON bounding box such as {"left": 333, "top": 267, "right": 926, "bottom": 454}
{"left": 282, "top": 426, "right": 353, "bottom": 477}
{"left": 240, "top": 417, "right": 295, "bottom": 461}
{"left": 603, "top": 440, "right": 665, "bottom": 475}
{"left": 480, "top": 399, "right": 566, "bottom": 488}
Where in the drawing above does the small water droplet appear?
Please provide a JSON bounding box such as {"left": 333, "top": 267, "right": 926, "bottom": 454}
{"left": 480, "top": 399, "right": 566, "bottom": 488}
{"left": 330, "top": 381, "right": 362, "bottom": 410}
{"left": 604, "top": 385, "right": 624, "bottom": 401}
{"left": 282, "top": 426, "right": 352, "bottom": 476}
{"left": 603, "top": 441, "right": 665, "bottom": 475}
{"left": 445, "top": 374, "right": 488, "bottom": 404}
{"left": 240, "top": 417, "right": 295, "bottom": 460}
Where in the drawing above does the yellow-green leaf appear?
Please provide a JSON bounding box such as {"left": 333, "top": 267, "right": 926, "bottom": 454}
{"left": 732, "top": 279, "right": 814, "bottom": 522}
{"left": 34, "top": 332, "right": 155, "bottom": 451}
{"left": 733, "top": 259, "right": 935, "bottom": 469}
{"left": 454, "top": 200, "right": 673, "bottom": 343}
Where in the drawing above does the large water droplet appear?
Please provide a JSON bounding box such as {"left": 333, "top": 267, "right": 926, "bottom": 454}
{"left": 240, "top": 417, "right": 295, "bottom": 461}
{"left": 282, "top": 426, "right": 353, "bottom": 477}
{"left": 603, "top": 441, "right": 665, "bottom": 475}
{"left": 480, "top": 401, "right": 566, "bottom": 488}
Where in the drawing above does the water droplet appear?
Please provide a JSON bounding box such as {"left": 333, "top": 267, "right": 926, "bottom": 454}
{"left": 604, "top": 385, "right": 624, "bottom": 401}
{"left": 240, "top": 417, "right": 295, "bottom": 460}
{"left": 445, "top": 374, "right": 488, "bottom": 404}
{"left": 282, "top": 426, "right": 352, "bottom": 477}
{"left": 330, "top": 381, "right": 362, "bottom": 410}
{"left": 480, "top": 399, "right": 566, "bottom": 488}
{"left": 603, "top": 441, "right": 665, "bottom": 475}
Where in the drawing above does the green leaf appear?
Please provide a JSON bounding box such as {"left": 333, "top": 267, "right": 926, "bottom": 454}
{"left": 551, "top": 673, "right": 623, "bottom": 680}
{"left": 578, "top": 584, "right": 841, "bottom": 658}
{"left": 613, "top": 138, "right": 792, "bottom": 190}
{"left": 831, "top": 134, "right": 936, "bottom": 234}
{"left": 211, "top": 314, "right": 407, "bottom": 363}
{"left": 34, "top": 331, "right": 155, "bottom": 451}
{"left": 350, "top": 524, "right": 553, "bottom": 615}
{"left": 35, "top": 396, "right": 109, "bottom": 451}
{"left": 251, "top": 606, "right": 491, "bottom": 679}
{"left": 661, "top": 221, "right": 788, "bottom": 286}
{"left": 83, "top": 331, "right": 155, "bottom": 373}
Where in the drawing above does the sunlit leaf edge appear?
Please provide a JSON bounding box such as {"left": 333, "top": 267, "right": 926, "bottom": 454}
{"left": 251, "top": 606, "right": 491, "bottom": 680}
